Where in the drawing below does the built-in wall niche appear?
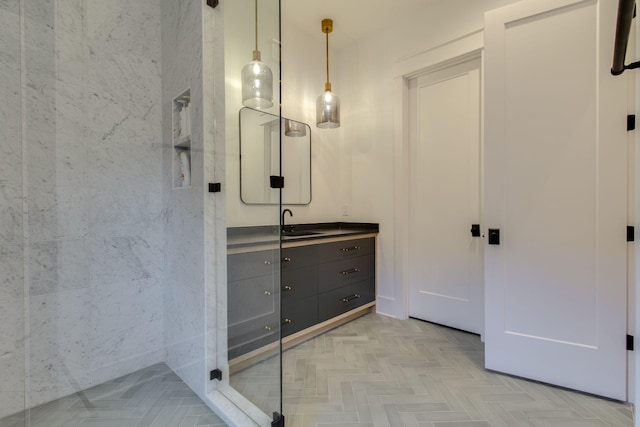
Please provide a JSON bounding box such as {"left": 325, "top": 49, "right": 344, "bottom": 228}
{"left": 173, "top": 89, "right": 192, "bottom": 188}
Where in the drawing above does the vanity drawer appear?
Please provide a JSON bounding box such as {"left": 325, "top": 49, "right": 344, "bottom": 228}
{"left": 228, "top": 311, "right": 280, "bottom": 360}
{"left": 318, "top": 280, "right": 375, "bottom": 322}
{"left": 282, "top": 295, "right": 318, "bottom": 337}
{"left": 318, "top": 254, "right": 375, "bottom": 293}
{"left": 228, "top": 250, "right": 279, "bottom": 282}
{"left": 282, "top": 266, "right": 318, "bottom": 303}
{"left": 282, "top": 244, "right": 318, "bottom": 270}
{"left": 317, "top": 237, "right": 375, "bottom": 263}
{"left": 228, "top": 275, "right": 277, "bottom": 326}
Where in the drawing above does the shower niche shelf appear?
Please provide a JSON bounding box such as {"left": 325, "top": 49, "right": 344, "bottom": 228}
{"left": 173, "top": 89, "right": 192, "bottom": 188}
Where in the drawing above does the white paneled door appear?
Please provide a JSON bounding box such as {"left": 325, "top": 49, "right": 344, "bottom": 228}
{"left": 408, "top": 58, "right": 483, "bottom": 335}
{"left": 484, "top": 0, "right": 627, "bottom": 400}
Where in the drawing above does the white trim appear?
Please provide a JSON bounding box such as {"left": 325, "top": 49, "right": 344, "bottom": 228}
{"left": 392, "top": 31, "right": 485, "bottom": 320}
{"left": 393, "top": 30, "right": 484, "bottom": 78}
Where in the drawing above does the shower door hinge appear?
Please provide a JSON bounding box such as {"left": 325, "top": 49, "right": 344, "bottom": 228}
{"left": 206, "top": 0, "right": 219, "bottom": 8}
{"left": 628, "top": 335, "right": 634, "bottom": 351}
{"left": 272, "top": 412, "right": 285, "bottom": 427}
{"left": 628, "top": 226, "right": 635, "bottom": 242}
{"left": 270, "top": 175, "right": 285, "bottom": 189}
{"left": 628, "top": 114, "right": 636, "bottom": 131}
{"left": 209, "top": 182, "right": 221, "bottom": 193}
{"left": 210, "top": 369, "right": 222, "bottom": 381}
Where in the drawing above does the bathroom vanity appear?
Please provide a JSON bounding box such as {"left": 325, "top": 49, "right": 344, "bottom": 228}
{"left": 227, "top": 223, "right": 378, "bottom": 368}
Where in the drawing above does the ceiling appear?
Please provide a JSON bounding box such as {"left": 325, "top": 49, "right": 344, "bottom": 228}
{"left": 281, "top": 0, "right": 440, "bottom": 50}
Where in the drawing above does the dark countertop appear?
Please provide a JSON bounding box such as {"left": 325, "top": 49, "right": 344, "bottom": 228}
{"left": 227, "top": 222, "right": 379, "bottom": 249}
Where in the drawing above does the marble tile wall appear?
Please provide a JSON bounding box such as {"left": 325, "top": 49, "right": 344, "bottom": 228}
{"left": 0, "top": 0, "right": 165, "bottom": 417}
{"left": 160, "top": 0, "right": 207, "bottom": 400}
{"left": 0, "top": 0, "right": 25, "bottom": 419}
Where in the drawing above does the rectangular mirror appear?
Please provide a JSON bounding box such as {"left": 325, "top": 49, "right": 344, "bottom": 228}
{"left": 240, "top": 107, "right": 311, "bottom": 205}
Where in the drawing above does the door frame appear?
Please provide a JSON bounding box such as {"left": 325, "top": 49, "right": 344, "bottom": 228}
{"left": 406, "top": 58, "right": 483, "bottom": 334}
{"left": 390, "top": 30, "right": 484, "bottom": 323}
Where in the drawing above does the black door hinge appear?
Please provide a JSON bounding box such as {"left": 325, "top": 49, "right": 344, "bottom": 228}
{"left": 471, "top": 224, "right": 481, "bottom": 237}
{"left": 628, "top": 114, "right": 636, "bottom": 131}
{"left": 209, "top": 182, "right": 221, "bottom": 193}
{"left": 272, "top": 412, "right": 285, "bottom": 427}
{"left": 628, "top": 226, "right": 635, "bottom": 242}
{"left": 206, "top": 0, "right": 219, "bottom": 8}
{"left": 210, "top": 369, "right": 222, "bottom": 381}
{"left": 628, "top": 335, "right": 634, "bottom": 351}
{"left": 270, "top": 175, "right": 285, "bottom": 189}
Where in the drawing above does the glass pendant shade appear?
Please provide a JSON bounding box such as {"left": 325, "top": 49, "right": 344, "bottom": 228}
{"left": 316, "top": 88, "right": 340, "bottom": 128}
{"left": 242, "top": 50, "right": 273, "bottom": 109}
{"left": 285, "top": 119, "right": 307, "bottom": 137}
{"left": 316, "top": 19, "right": 340, "bottom": 128}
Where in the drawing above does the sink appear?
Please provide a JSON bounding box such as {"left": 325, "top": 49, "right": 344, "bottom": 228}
{"left": 282, "top": 230, "right": 322, "bottom": 237}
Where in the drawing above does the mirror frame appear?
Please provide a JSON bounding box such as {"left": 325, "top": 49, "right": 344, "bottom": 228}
{"left": 239, "top": 107, "right": 312, "bottom": 205}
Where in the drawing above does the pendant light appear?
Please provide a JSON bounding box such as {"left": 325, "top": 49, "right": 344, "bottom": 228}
{"left": 241, "top": 0, "right": 273, "bottom": 109}
{"left": 284, "top": 119, "right": 307, "bottom": 137}
{"left": 316, "top": 19, "right": 340, "bottom": 128}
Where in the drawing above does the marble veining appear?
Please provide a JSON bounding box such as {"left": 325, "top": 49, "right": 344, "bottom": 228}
{"left": 0, "top": 0, "right": 167, "bottom": 417}
{"left": 0, "top": 242, "right": 23, "bottom": 301}
{"left": 28, "top": 239, "right": 90, "bottom": 296}
{"left": 0, "top": 296, "right": 25, "bottom": 405}
{"left": 0, "top": 8, "right": 22, "bottom": 190}
{"left": 0, "top": 185, "right": 22, "bottom": 243}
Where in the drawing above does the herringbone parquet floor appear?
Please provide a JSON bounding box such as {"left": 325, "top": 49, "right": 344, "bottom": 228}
{"left": 232, "top": 313, "right": 634, "bottom": 427}
{"left": 1, "top": 314, "right": 634, "bottom": 426}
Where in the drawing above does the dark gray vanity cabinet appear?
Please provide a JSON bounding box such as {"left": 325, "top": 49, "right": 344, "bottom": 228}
{"left": 228, "top": 235, "right": 376, "bottom": 360}
{"left": 316, "top": 237, "right": 376, "bottom": 323}
{"left": 227, "top": 248, "right": 280, "bottom": 360}
{"left": 281, "top": 236, "right": 376, "bottom": 337}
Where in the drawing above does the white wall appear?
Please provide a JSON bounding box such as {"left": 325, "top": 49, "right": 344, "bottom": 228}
{"left": 334, "top": 0, "right": 521, "bottom": 318}
{"left": 225, "top": 0, "right": 347, "bottom": 227}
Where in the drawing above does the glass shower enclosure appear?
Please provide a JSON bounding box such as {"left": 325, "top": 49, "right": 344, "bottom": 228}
{"left": 0, "top": 0, "right": 283, "bottom": 425}
{"left": 221, "top": 0, "right": 285, "bottom": 424}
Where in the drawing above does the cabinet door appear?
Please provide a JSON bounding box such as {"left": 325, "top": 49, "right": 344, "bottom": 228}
{"left": 228, "top": 250, "right": 278, "bottom": 282}
{"left": 318, "top": 280, "right": 375, "bottom": 322}
{"left": 282, "top": 266, "right": 318, "bottom": 302}
{"left": 282, "top": 295, "right": 318, "bottom": 337}
{"left": 281, "top": 244, "right": 318, "bottom": 270}
{"left": 318, "top": 255, "right": 375, "bottom": 293}
{"left": 484, "top": 0, "right": 627, "bottom": 400}
{"left": 228, "top": 274, "right": 279, "bottom": 359}
{"left": 227, "top": 275, "right": 276, "bottom": 326}
{"left": 316, "top": 237, "right": 375, "bottom": 263}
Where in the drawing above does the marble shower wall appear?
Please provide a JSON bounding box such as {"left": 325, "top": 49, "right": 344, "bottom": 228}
{"left": 0, "top": 1, "right": 25, "bottom": 418}
{"left": 0, "top": 0, "right": 164, "bottom": 417}
{"left": 160, "top": 0, "right": 207, "bottom": 399}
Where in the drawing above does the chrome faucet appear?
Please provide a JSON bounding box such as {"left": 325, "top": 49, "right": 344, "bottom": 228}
{"left": 281, "top": 209, "right": 293, "bottom": 231}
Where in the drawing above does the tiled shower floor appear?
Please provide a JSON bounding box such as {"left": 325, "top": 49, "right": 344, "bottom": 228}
{"left": 0, "top": 363, "right": 228, "bottom": 427}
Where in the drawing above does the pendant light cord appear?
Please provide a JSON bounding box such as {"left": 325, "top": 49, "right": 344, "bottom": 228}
{"left": 325, "top": 31, "right": 330, "bottom": 85}
{"left": 254, "top": 0, "right": 259, "bottom": 52}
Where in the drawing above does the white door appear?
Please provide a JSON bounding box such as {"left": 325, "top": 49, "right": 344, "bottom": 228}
{"left": 484, "top": 0, "right": 627, "bottom": 400}
{"left": 408, "top": 58, "right": 483, "bottom": 335}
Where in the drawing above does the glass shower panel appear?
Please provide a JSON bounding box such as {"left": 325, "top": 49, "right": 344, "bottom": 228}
{"left": 222, "top": 0, "right": 284, "bottom": 423}
{"left": 5, "top": 0, "right": 169, "bottom": 425}
{"left": 0, "top": 0, "right": 26, "bottom": 424}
